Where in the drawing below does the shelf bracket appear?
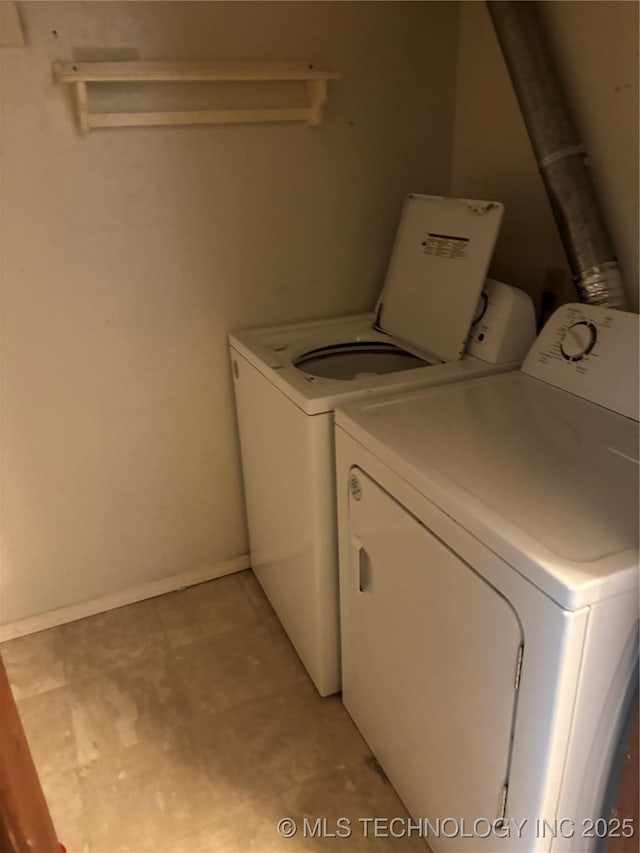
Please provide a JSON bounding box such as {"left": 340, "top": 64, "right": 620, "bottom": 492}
{"left": 72, "top": 81, "right": 90, "bottom": 134}
{"left": 307, "top": 79, "right": 328, "bottom": 127}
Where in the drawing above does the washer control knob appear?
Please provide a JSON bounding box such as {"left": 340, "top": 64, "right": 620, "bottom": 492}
{"left": 472, "top": 291, "right": 488, "bottom": 325}
{"left": 560, "top": 321, "right": 597, "bottom": 362}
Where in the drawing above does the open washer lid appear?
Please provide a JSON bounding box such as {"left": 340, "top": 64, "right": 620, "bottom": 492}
{"left": 376, "top": 194, "right": 504, "bottom": 362}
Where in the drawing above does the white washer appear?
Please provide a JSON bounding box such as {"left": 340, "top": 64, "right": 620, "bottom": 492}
{"left": 230, "top": 194, "right": 536, "bottom": 696}
{"left": 335, "top": 303, "right": 639, "bottom": 851}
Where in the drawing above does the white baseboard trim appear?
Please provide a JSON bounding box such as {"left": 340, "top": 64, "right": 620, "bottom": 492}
{"left": 0, "top": 554, "right": 251, "bottom": 642}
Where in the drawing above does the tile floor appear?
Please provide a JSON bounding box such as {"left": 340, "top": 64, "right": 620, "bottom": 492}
{"left": 1, "top": 571, "right": 428, "bottom": 852}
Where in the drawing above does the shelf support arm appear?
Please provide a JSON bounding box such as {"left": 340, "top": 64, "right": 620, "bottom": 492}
{"left": 73, "top": 81, "right": 90, "bottom": 134}
{"left": 307, "top": 79, "right": 328, "bottom": 126}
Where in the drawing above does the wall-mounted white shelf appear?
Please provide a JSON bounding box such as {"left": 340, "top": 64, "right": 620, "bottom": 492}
{"left": 53, "top": 60, "right": 340, "bottom": 133}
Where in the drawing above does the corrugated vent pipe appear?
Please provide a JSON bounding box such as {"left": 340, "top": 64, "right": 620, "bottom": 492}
{"left": 486, "top": 1, "right": 628, "bottom": 309}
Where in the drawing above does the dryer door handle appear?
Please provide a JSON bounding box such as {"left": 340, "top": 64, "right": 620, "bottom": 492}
{"left": 356, "top": 543, "right": 372, "bottom": 593}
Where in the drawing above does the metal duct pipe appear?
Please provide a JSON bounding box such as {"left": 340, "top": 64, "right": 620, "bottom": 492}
{"left": 486, "top": 1, "right": 628, "bottom": 309}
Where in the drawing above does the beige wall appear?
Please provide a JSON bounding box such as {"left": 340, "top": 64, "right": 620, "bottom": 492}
{"left": 0, "top": 1, "right": 458, "bottom": 624}
{"left": 451, "top": 1, "right": 639, "bottom": 314}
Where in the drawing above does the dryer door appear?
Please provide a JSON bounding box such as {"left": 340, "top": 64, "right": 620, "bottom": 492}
{"left": 342, "top": 468, "right": 523, "bottom": 851}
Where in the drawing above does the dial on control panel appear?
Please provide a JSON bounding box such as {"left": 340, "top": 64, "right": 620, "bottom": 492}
{"left": 472, "top": 291, "right": 488, "bottom": 325}
{"left": 560, "top": 321, "right": 597, "bottom": 362}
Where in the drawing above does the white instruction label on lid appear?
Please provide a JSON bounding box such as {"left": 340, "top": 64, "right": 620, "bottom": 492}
{"left": 421, "top": 232, "right": 469, "bottom": 260}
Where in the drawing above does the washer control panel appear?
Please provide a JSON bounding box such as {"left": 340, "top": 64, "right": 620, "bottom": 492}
{"left": 466, "top": 278, "right": 536, "bottom": 364}
{"left": 522, "top": 303, "right": 639, "bottom": 420}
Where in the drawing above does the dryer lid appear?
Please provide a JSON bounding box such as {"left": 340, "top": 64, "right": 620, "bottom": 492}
{"left": 376, "top": 194, "right": 504, "bottom": 362}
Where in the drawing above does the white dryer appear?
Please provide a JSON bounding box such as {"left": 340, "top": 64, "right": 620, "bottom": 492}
{"left": 230, "top": 193, "right": 536, "bottom": 696}
{"left": 335, "top": 303, "right": 639, "bottom": 851}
